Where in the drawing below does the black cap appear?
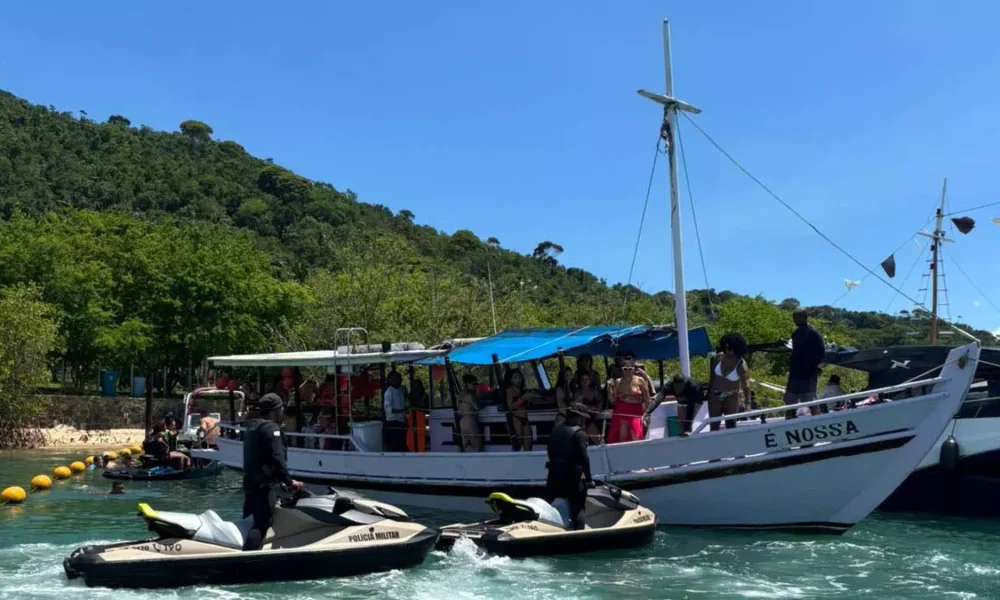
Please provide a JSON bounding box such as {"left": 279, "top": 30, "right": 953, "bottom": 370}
{"left": 567, "top": 402, "right": 591, "bottom": 418}
{"left": 254, "top": 393, "right": 284, "bottom": 411}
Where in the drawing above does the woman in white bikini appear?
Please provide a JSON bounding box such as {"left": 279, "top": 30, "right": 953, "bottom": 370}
{"left": 708, "top": 333, "right": 752, "bottom": 431}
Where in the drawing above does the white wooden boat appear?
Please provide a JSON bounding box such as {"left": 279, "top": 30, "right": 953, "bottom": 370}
{"left": 194, "top": 339, "right": 979, "bottom": 533}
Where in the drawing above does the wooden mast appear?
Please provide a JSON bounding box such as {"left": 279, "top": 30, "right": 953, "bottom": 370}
{"left": 929, "top": 178, "right": 947, "bottom": 345}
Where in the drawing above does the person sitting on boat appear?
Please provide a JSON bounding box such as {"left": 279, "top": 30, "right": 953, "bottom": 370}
{"left": 504, "top": 368, "right": 533, "bottom": 451}
{"left": 553, "top": 366, "right": 574, "bottom": 426}
{"left": 818, "top": 374, "right": 845, "bottom": 413}
{"left": 708, "top": 333, "right": 752, "bottom": 431}
{"left": 545, "top": 402, "right": 594, "bottom": 530}
{"left": 143, "top": 424, "right": 171, "bottom": 466}
{"left": 607, "top": 356, "right": 651, "bottom": 444}
{"left": 573, "top": 371, "right": 605, "bottom": 444}
{"left": 242, "top": 392, "right": 304, "bottom": 551}
{"left": 162, "top": 415, "right": 192, "bottom": 470}
{"left": 648, "top": 374, "right": 704, "bottom": 436}
{"left": 571, "top": 354, "right": 602, "bottom": 394}
{"left": 785, "top": 309, "right": 825, "bottom": 419}
{"left": 458, "top": 374, "right": 484, "bottom": 452}
{"left": 383, "top": 371, "right": 407, "bottom": 452}
{"left": 198, "top": 408, "right": 220, "bottom": 448}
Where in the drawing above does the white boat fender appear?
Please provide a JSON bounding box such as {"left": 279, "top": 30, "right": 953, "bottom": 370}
{"left": 939, "top": 435, "right": 960, "bottom": 471}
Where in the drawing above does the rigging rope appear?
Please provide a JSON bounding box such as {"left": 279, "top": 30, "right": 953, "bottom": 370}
{"left": 619, "top": 136, "right": 662, "bottom": 323}
{"left": 948, "top": 253, "right": 1000, "bottom": 317}
{"left": 884, "top": 237, "right": 929, "bottom": 313}
{"left": 679, "top": 112, "right": 951, "bottom": 322}
{"left": 943, "top": 199, "right": 1000, "bottom": 218}
{"left": 676, "top": 118, "right": 714, "bottom": 317}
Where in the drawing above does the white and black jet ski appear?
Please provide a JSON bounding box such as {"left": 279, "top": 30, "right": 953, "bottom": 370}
{"left": 64, "top": 488, "right": 438, "bottom": 589}
{"left": 436, "top": 484, "right": 656, "bottom": 557}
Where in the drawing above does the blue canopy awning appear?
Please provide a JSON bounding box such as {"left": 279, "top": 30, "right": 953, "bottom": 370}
{"left": 421, "top": 325, "right": 713, "bottom": 366}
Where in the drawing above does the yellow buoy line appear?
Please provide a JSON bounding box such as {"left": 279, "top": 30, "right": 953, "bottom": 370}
{"left": 1, "top": 443, "right": 144, "bottom": 506}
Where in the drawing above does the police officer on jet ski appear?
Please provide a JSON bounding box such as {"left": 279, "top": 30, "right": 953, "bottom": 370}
{"left": 545, "top": 402, "right": 593, "bottom": 530}
{"left": 242, "top": 392, "right": 304, "bottom": 550}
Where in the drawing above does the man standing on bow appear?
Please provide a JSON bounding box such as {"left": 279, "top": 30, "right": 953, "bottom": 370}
{"left": 242, "top": 393, "right": 303, "bottom": 551}
{"left": 785, "top": 309, "right": 826, "bottom": 419}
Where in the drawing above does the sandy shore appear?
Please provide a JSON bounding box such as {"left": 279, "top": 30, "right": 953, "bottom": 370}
{"left": 23, "top": 425, "right": 146, "bottom": 449}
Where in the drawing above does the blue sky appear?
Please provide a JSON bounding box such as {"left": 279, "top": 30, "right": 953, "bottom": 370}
{"left": 3, "top": 1, "right": 999, "bottom": 333}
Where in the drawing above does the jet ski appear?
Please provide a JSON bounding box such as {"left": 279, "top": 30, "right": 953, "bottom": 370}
{"left": 64, "top": 488, "right": 439, "bottom": 589}
{"left": 437, "top": 484, "right": 656, "bottom": 558}
{"left": 102, "top": 458, "right": 222, "bottom": 481}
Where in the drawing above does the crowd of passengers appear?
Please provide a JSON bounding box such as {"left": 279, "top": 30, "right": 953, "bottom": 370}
{"left": 453, "top": 309, "right": 839, "bottom": 451}
{"left": 213, "top": 310, "right": 846, "bottom": 452}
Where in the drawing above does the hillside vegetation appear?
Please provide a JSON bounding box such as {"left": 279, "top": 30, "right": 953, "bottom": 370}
{"left": 0, "top": 90, "right": 993, "bottom": 396}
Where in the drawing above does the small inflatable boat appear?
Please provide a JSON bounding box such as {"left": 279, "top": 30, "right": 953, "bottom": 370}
{"left": 437, "top": 484, "right": 656, "bottom": 557}
{"left": 64, "top": 488, "right": 438, "bottom": 588}
{"left": 102, "top": 460, "right": 222, "bottom": 481}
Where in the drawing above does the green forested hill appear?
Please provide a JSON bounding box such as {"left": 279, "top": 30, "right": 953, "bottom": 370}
{"left": 0, "top": 90, "right": 993, "bottom": 391}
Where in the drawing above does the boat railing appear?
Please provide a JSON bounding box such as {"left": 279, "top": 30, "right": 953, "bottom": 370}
{"left": 693, "top": 375, "right": 949, "bottom": 433}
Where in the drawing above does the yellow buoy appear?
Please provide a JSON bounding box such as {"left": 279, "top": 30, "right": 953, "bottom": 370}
{"left": 131, "top": 444, "right": 143, "bottom": 456}
{"left": 52, "top": 466, "right": 72, "bottom": 480}
{"left": 104, "top": 451, "right": 118, "bottom": 460}
{"left": 118, "top": 448, "right": 131, "bottom": 457}
{"left": 2, "top": 486, "right": 26, "bottom": 504}
{"left": 69, "top": 461, "right": 86, "bottom": 473}
{"left": 84, "top": 456, "right": 95, "bottom": 466}
{"left": 30, "top": 475, "right": 52, "bottom": 490}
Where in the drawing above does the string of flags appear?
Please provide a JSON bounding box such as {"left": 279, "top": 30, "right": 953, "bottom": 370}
{"left": 879, "top": 215, "right": 983, "bottom": 279}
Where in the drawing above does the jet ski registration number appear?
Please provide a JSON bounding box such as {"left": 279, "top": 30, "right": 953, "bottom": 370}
{"left": 134, "top": 542, "right": 183, "bottom": 553}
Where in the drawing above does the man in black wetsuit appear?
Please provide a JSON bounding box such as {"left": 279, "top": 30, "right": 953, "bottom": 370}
{"left": 545, "top": 402, "right": 593, "bottom": 530}
{"left": 242, "top": 393, "right": 303, "bottom": 551}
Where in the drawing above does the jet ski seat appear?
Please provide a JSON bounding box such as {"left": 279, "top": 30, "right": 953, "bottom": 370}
{"left": 487, "top": 493, "right": 568, "bottom": 528}
{"left": 138, "top": 503, "right": 251, "bottom": 550}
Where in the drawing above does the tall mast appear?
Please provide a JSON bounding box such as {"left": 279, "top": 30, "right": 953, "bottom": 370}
{"left": 929, "top": 178, "right": 947, "bottom": 345}
{"left": 638, "top": 20, "right": 701, "bottom": 376}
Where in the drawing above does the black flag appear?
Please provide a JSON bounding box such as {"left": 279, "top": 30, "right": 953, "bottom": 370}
{"left": 952, "top": 216, "right": 975, "bottom": 234}
{"left": 881, "top": 254, "right": 897, "bottom": 278}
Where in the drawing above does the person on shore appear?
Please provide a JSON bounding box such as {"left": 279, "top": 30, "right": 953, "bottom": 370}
{"left": 504, "top": 369, "right": 533, "bottom": 451}
{"left": 708, "top": 333, "right": 752, "bottom": 431}
{"left": 458, "top": 374, "right": 484, "bottom": 451}
{"left": 383, "top": 371, "right": 407, "bottom": 452}
{"left": 242, "top": 393, "right": 304, "bottom": 551}
{"left": 785, "top": 309, "right": 826, "bottom": 419}
{"left": 545, "top": 402, "right": 593, "bottom": 530}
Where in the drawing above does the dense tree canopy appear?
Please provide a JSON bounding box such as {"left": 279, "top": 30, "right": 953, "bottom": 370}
{"left": 0, "top": 89, "right": 994, "bottom": 403}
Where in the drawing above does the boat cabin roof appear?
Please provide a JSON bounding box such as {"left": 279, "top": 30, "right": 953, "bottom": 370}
{"left": 423, "top": 325, "right": 714, "bottom": 366}
{"left": 207, "top": 340, "right": 474, "bottom": 368}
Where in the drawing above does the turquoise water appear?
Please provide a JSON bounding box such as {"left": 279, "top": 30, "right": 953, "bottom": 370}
{"left": 1, "top": 450, "right": 999, "bottom": 599}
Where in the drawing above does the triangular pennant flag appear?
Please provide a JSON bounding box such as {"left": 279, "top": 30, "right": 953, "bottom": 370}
{"left": 881, "top": 254, "right": 897, "bottom": 278}
{"left": 952, "top": 216, "right": 975, "bottom": 234}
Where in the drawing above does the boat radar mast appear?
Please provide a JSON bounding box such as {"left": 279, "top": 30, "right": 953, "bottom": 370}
{"left": 638, "top": 20, "right": 701, "bottom": 377}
